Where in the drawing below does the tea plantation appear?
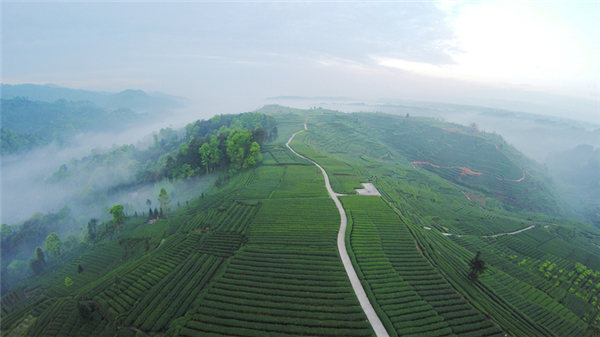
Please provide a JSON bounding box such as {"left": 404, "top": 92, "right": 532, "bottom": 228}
{"left": 3, "top": 107, "right": 600, "bottom": 336}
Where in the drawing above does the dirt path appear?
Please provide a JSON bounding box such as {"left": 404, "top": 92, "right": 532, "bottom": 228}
{"left": 482, "top": 225, "right": 535, "bottom": 238}
{"left": 286, "top": 121, "right": 390, "bottom": 337}
{"left": 412, "top": 156, "right": 526, "bottom": 182}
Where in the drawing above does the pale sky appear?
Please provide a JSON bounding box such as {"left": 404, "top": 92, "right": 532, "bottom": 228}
{"left": 2, "top": 1, "right": 599, "bottom": 122}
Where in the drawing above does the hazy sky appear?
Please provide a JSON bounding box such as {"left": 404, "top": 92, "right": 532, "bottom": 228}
{"left": 2, "top": 1, "right": 599, "bottom": 122}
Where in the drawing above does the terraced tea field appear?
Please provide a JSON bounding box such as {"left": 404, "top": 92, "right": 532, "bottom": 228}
{"left": 273, "top": 108, "right": 600, "bottom": 336}
{"left": 3, "top": 107, "right": 600, "bottom": 337}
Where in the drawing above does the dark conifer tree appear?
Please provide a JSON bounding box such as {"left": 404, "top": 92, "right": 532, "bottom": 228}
{"left": 469, "top": 251, "right": 487, "bottom": 282}
{"left": 35, "top": 247, "right": 45, "bottom": 264}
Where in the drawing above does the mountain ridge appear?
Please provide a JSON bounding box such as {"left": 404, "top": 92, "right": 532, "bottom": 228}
{"left": 1, "top": 84, "right": 185, "bottom": 111}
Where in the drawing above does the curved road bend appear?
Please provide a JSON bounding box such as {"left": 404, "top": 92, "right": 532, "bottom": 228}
{"left": 286, "top": 122, "right": 390, "bottom": 337}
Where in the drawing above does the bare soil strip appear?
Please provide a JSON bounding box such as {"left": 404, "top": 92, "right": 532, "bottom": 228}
{"left": 411, "top": 161, "right": 483, "bottom": 177}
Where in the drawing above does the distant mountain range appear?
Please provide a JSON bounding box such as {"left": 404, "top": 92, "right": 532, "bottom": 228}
{"left": 1, "top": 84, "right": 188, "bottom": 111}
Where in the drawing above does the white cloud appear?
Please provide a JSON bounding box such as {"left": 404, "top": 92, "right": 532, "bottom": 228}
{"left": 377, "top": 1, "right": 599, "bottom": 99}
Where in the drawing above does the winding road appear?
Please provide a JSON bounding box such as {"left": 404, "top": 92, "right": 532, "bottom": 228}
{"left": 286, "top": 118, "right": 390, "bottom": 337}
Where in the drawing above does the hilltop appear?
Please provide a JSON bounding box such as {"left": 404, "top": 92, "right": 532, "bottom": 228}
{"left": 2, "top": 107, "right": 600, "bottom": 337}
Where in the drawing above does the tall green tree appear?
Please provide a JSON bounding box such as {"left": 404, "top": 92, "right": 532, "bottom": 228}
{"left": 45, "top": 232, "right": 62, "bottom": 257}
{"left": 158, "top": 188, "right": 171, "bottom": 218}
{"left": 109, "top": 205, "right": 125, "bottom": 229}
{"left": 226, "top": 129, "right": 252, "bottom": 172}
{"left": 243, "top": 141, "right": 262, "bottom": 169}
{"left": 199, "top": 135, "right": 220, "bottom": 173}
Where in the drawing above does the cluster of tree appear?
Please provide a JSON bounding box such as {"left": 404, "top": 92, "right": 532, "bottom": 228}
{"left": 156, "top": 112, "right": 275, "bottom": 180}
{"left": 1, "top": 207, "right": 72, "bottom": 267}
{"left": 45, "top": 112, "right": 277, "bottom": 208}
{"left": 2, "top": 181, "right": 180, "bottom": 295}
{"left": 0, "top": 207, "right": 84, "bottom": 294}
{"left": 1, "top": 97, "right": 144, "bottom": 154}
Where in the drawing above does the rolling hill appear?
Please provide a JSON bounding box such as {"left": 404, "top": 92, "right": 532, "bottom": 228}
{"left": 2, "top": 107, "right": 600, "bottom": 337}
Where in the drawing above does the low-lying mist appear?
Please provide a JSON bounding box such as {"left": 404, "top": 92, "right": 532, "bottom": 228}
{"left": 1, "top": 102, "right": 218, "bottom": 225}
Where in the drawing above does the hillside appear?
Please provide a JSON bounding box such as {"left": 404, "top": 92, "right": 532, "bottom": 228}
{"left": 3, "top": 107, "right": 600, "bottom": 337}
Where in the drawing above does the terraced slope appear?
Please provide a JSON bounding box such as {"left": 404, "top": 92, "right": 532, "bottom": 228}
{"left": 181, "top": 168, "right": 374, "bottom": 336}
{"left": 343, "top": 196, "right": 504, "bottom": 337}
{"left": 4, "top": 107, "right": 600, "bottom": 337}
{"left": 272, "top": 108, "right": 599, "bottom": 337}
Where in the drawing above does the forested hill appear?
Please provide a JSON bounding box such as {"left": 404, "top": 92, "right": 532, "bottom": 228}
{"left": 43, "top": 112, "right": 277, "bottom": 206}
{"left": 3, "top": 107, "right": 600, "bottom": 337}
{"left": 0, "top": 98, "right": 144, "bottom": 154}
